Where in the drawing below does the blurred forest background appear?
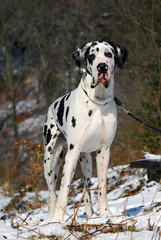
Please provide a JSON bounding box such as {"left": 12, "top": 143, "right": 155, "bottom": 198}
{"left": 0, "top": 0, "right": 161, "bottom": 193}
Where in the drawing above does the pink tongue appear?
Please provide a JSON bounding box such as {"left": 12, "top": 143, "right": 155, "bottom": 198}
{"left": 99, "top": 73, "right": 108, "bottom": 80}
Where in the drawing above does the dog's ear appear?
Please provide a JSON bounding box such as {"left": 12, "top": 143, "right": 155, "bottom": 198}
{"left": 108, "top": 41, "right": 129, "bottom": 69}
{"left": 72, "top": 42, "right": 92, "bottom": 69}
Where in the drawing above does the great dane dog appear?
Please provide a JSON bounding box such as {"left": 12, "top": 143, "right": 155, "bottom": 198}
{"left": 44, "top": 41, "right": 128, "bottom": 222}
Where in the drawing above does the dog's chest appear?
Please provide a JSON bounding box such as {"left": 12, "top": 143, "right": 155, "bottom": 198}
{"left": 81, "top": 105, "right": 116, "bottom": 151}
{"left": 66, "top": 97, "right": 117, "bottom": 152}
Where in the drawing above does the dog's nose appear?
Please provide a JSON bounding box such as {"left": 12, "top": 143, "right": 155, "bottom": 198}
{"left": 97, "top": 63, "right": 108, "bottom": 73}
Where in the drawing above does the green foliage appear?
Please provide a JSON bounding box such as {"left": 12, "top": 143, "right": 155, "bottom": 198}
{"left": 137, "top": 61, "right": 161, "bottom": 153}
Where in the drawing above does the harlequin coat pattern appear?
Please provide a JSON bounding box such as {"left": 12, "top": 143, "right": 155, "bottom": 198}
{"left": 44, "top": 41, "right": 128, "bottom": 222}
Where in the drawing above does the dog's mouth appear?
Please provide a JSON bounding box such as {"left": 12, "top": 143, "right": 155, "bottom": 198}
{"left": 98, "top": 72, "right": 109, "bottom": 84}
{"left": 91, "top": 72, "right": 110, "bottom": 89}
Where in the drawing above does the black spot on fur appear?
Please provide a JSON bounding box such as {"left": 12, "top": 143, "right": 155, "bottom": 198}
{"left": 85, "top": 46, "right": 91, "bottom": 61}
{"left": 48, "top": 146, "right": 52, "bottom": 152}
{"left": 44, "top": 159, "right": 46, "bottom": 163}
{"left": 53, "top": 133, "right": 57, "bottom": 139}
{"left": 111, "top": 48, "right": 115, "bottom": 54}
{"left": 98, "top": 150, "right": 101, "bottom": 154}
{"left": 54, "top": 174, "right": 57, "bottom": 180}
{"left": 70, "top": 144, "right": 74, "bottom": 150}
{"left": 59, "top": 150, "right": 63, "bottom": 159}
{"left": 54, "top": 101, "right": 58, "bottom": 109}
{"left": 43, "top": 125, "right": 47, "bottom": 138}
{"left": 46, "top": 129, "right": 52, "bottom": 145}
{"left": 66, "top": 106, "right": 69, "bottom": 121}
{"left": 82, "top": 88, "right": 89, "bottom": 98}
{"left": 66, "top": 92, "right": 71, "bottom": 101}
{"left": 96, "top": 47, "right": 99, "bottom": 52}
{"left": 57, "top": 95, "right": 66, "bottom": 126}
{"left": 88, "top": 110, "right": 92, "bottom": 117}
{"left": 50, "top": 124, "right": 54, "bottom": 128}
{"left": 91, "top": 42, "right": 98, "bottom": 48}
{"left": 71, "top": 116, "right": 76, "bottom": 127}
{"left": 48, "top": 171, "right": 52, "bottom": 176}
{"left": 86, "top": 199, "right": 89, "bottom": 203}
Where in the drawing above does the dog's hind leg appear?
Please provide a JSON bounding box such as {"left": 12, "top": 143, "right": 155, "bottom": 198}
{"left": 79, "top": 153, "right": 94, "bottom": 218}
{"left": 96, "top": 146, "right": 113, "bottom": 217}
{"left": 44, "top": 112, "right": 65, "bottom": 214}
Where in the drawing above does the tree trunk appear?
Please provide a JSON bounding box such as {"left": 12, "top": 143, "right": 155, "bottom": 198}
{"left": 6, "top": 41, "right": 19, "bottom": 140}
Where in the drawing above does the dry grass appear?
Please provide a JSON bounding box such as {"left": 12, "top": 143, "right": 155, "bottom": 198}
{"left": 10, "top": 187, "right": 161, "bottom": 240}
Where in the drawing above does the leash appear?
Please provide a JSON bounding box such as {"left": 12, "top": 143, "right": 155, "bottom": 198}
{"left": 114, "top": 96, "right": 161, "bottom": 134}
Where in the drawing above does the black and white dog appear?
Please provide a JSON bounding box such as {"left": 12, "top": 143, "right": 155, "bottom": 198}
{"left": 44, "top": 41, "right": 128, "bottom": 222}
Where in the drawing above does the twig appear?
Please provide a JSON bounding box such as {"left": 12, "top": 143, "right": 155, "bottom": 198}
{"left": 63, "top": 224, "right": 79, "bottom": 239}
{"left": 70, "top": 189, "right": 87, "bottom": 226}
{"left": 151, "top": 214, "right": 161, "bottom": 240}
{"left": 150, "top": 179, "right": 161, "bottom": 206}
{"left": 70, "top": 188, "right": 98, "bottom": 226}
{"left": 14, "top": 212, "right": 32, "bottom": 227}
{"left": 60, "top": 205, "right": 80, "bottom": 226}
{"left": 81, "top": 216, "right": 89, "bottom": 238}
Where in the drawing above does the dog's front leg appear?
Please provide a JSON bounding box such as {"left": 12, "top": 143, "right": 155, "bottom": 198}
{"left": 96, "top": 146, "right": 113, "bottom": 217}
{"left": 52, "top": 148, "right": 80, "bottom": 222}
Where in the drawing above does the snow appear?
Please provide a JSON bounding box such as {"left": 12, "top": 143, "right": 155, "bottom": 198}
{"left": 144, "top": 152, "right": 161, "bottom": 160}
{"left": 0, "top": 154, "right": 161, "bottom": 239}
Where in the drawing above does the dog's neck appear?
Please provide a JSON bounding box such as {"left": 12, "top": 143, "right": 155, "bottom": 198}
{"left": 81, "top": 72, "right": 114, "bottom": 105}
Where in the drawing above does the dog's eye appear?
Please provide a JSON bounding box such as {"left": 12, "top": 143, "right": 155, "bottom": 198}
{"left": 105, "top": 52, "right": 112, "bottom": 58}
{"left": 88, "top": 54, "right": 95, "bottom": 61}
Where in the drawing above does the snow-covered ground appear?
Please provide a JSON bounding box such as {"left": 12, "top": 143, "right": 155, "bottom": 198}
{"left": 0, "top": 155, "right": 161, "bottom": 239}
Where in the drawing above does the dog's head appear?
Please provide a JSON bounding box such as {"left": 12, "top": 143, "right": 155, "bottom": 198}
{"left": 72, "top": 41, "right": 128, "bottom": 88}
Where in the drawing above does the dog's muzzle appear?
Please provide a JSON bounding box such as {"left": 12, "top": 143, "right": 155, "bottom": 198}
{"left": 91, "top": 63, "right": 110, "bottom": 89}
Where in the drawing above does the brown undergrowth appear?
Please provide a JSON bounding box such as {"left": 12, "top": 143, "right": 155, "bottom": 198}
{"left": 3, "top": 139, "right": 44, "bottom": 212}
